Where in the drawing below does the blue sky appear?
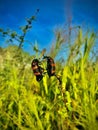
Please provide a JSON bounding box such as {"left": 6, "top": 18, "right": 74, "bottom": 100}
{"left": 0, "top": 0, "right": 98, "bottom": 53}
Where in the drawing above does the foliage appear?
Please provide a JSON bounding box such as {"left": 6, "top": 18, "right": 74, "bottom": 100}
{"left": 0, "top": 9, "right": 39, "bottom": 50}
{"left": 0, "top": 14, "right": 98, "bottom": 130}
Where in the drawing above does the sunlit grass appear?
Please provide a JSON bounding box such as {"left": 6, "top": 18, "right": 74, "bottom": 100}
{"left": 0, "top": 29, "right": 98, "bottom": 130}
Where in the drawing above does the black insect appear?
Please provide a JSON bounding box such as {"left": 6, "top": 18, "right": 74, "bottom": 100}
{"left": 43, "top": 56, "right": 61, "bottom": 84}
{"left": 43, "top": 56, "right": 55, "bottom": 77}
{"left": 31, "top": 59, "right": 44, "bottom": 81}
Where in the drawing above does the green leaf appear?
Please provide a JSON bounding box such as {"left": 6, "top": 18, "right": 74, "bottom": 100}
{"left": 11, "top": 32, "right": 17, "bottom": 38}
{"left": 31, "top": 16, "right": 36, "bottom": 20}
{"left": 0, "top": 28, "right": 3, "bottom": 32}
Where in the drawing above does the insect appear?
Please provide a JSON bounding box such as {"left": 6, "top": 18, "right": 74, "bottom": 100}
{"left": 43, "top": 56, "right": 61, "bottom": 84}
{"left": 43, "top": 56, "right": 55, "bottom": 77}
{"left": 31, "top": 59, "right": 44, "bottom": 81}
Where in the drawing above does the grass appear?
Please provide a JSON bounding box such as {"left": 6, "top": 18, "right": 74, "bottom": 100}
{"left": 0, "top": 28, "right": 98, "bottom": 130}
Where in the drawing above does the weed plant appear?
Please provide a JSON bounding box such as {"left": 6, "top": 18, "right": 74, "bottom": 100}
{"left": 0, "top": 19, "right": 98, "bottom": 130}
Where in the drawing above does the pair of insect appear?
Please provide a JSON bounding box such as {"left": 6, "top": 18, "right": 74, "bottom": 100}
{"left": 31, "top": 56, "right": 61, "bottom": 84}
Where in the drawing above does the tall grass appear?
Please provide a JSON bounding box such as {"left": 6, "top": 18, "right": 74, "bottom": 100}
{"left": 0, "top": 28, "right": 98, "bottom": 130}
